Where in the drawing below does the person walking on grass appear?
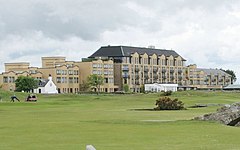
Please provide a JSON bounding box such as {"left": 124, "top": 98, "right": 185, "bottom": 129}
{"left": 10, "top": 94, "right": 20, "bottom": 102}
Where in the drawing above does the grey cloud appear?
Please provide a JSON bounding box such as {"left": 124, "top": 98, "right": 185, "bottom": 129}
{"left": 0, "top": 0, "right": 153, "bottom": 40}
{"left": 0, "top": 0, "right": 237, "bottom": 41}
{"left": 0, "top": 0, "right": 240, "bottom": 80}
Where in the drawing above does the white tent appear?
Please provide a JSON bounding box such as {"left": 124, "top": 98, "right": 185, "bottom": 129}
{"left": 145, "top": 83, "right": 178, "bottom": 92}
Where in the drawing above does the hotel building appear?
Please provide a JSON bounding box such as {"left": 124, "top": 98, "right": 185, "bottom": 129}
{"left": 89, "top": 46, "right": 186, "bottom": 92}
{"left": 0, "top": 46, "right": 233, "bottom": 93}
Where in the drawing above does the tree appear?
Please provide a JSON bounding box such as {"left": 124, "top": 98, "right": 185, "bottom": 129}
{"left": 15, "top": 76, "right": 39, "bottom": 92}
{"left": 80, "top": 81, "right": 90, "bottom": 92}
{"left": 221, "top": 69, "right": 237, "bottom": 84}
{"left": 87, "top": 74, "right": 104, "bottom": 94}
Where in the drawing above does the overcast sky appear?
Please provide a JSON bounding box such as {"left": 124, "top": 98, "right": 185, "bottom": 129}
{"left": 0, "top": 0, "right": 240, "bottom": 82}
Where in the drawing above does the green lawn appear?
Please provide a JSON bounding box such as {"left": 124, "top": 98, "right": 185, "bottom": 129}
{"left": 0, "top": 90, "right": 240, "bottom": 150}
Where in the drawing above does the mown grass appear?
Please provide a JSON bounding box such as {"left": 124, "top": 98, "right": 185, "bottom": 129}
{"left": 0, "top": 90, "right": 240, "bottom": 149}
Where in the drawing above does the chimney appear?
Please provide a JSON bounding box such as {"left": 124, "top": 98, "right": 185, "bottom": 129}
{"left": 48, "top": 74, "right": 52, "bottom": 81}
{"left": 148, "top": 45, "right": 155, "bottom": 49}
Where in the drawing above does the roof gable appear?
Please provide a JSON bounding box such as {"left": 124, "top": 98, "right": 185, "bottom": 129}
{"left": 89, "top": 46, "right": 186, "bottom": 60}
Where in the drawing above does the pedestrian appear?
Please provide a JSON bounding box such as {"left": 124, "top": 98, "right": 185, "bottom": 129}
{"left": 10, "top": 94, "right": 20, "bottom": 102}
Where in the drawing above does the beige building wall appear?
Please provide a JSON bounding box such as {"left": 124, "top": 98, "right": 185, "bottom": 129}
{"left": 77, "top": 59, "right": 118, "bottom": 92}
{"left": 186, "top": 64, "right": 232, "bottom": 89}
{"left": 42, "top": 57, "right": 66, "bottom": 68}
{"left": 5, "top": 62, "right": 30, "bottom": 72}
{"left": 0, "top": 71, "right": 36, "bottom": 91}
{"left": 118, "top": 52, "right": 185, "bottom": 92}
{"left": 38, "top": 65, "right": 80, "bottom": 93}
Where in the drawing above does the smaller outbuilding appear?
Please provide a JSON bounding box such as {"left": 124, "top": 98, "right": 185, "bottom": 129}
{"left": 223, "top": 84, "right": 240, "bottom": 91}
{"left": 34, "top": 75, "right": 58, "bottom": 94}
{"left": 145, "top": 83, "right": 178, "bottom": 92}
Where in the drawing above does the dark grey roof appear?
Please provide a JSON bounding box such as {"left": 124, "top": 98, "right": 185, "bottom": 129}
{"left": 38, "top": 79, "right": 49, "bottom": 87}
{"left": 197, "top": 68, "right": 231, "bottom": 76}
{"left": 89, "top": 46, "right": 186, "bottom": 60}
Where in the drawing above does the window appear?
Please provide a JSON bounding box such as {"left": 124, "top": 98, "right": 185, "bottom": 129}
{"left": 92, "top": 70, "right": 97, "bottom": 74}
{"left": 56, "top": 77, "right": 61, "bottom": 83}
{"left": 74, "top": 70, "right": 79, "bottom": 75}
{"left": 104, "top": 71, "right": 108, "bottom": 75}
{"left": 162, "top": 59, "right": 165, "bottom": 66}
{"left": 3, "top": 76, "right": 8, "bottom": 83}
{"left": 104, "top": 64, "right": 108, "bottom": 69}
{"left": 69, "top": 77, "right": 73, "bottom": 83}
{"left": 93, "top": 64, "right": 98, "bottom": 68}
{"left": 56, "top": 70, "right": 61, "bottom": 75}
{"left": 73, "top": 77, "right": 79, "bottom": 83}
{"left": 109, "top": 78, "right": 114, "bottom": 83}
{"left": 68, "top": 70, "right": 73, "bottom": 75}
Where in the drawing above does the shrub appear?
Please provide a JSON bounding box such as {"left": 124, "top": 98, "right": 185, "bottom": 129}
{"left": 123, "top": 84, "right": 129, "bottom": 93}
{"left": 160, "top": 91, "right": 172, "bottom": 96}
{"left": 154, "top": 96, "right": 185, "bottom": 110}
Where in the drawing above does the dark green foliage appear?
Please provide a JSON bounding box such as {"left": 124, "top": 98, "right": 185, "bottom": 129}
{"left": 161, "top": 91, "right": 172, "bottom": 96}
{"left": 140, "top": 85, "right": 145, "bottom": 93}
{"left": 123, "top": 84, "right": 129, "bottom": 93}
{"left": 154, "top": 96, "right": 185, "bottom": 110}
{"left": 221, "top": 69, "right": 237, "bottom": 84}
{"left": 80, "top": 81, "right": 90, "bottom": 92}
{"left": 15, "top": 76, "right": 39, "bottom": 92}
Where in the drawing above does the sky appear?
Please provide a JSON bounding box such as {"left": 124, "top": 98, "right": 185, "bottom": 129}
{"left": 0, "top": 0, "right": 240, "bottom": 82}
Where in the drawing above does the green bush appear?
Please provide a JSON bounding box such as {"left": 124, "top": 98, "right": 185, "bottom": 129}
{"left": 123, "top": 84, "right": 129, "bottom": 93}
{"left": 160, "top": 91, "right": 172, "bottom": 96}
{"left": 154, "top": 96, "right": 185, "bottom": 110}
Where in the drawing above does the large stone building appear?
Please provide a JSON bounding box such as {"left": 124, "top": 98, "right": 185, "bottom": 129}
{"left": 185, "top": 64, "right": 232, "bottom": 89}
{"left": 89, "top": 46, "right": 186, "bottom": 92}
{"left": 38, "top": 57, "right": 80, "bottom": 93}
{"left": 0, "top": 45, "right": 233, "bottom": 93}
{"left": 77, "top": 58, "right": 118, "bottom": 92}
{"left": 0, "top": 63, "right": 43, "bottom": 91}
{"left": 0, "top": 58, "right": 81, "bottom": 93}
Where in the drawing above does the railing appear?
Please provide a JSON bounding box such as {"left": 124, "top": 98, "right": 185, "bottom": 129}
{"left": 122, "top": 74, "right": 129, "bottom": 78}
{"left": 122, "top": 67, "right": 129, "bottom": 71}
{"left": 144, "top": 68, "right": 149, "bottom": 72}
{"left": 135, "top": 68, "right": 140, "bottom": 72}
{"left": 153, "top": 67, "right": 158, "bottom": 72}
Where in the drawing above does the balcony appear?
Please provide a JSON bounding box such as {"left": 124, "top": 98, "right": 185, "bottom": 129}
{"left": 135, "top": 74, "right": 140, "bottom": 79}
{"left": 162, "top": 76, "right": 167, "bottom": 80}
{"left": 170, "top": 69, "right": 174, "bottom": 73}
{"left": 178, "top": 70, "right": 183, "bottom": 74}
{"left": 153, "top": 67, "right": 158, "bottom": 72}
{"left": 212, "top": 79, "right": 216, "bottom": 82}
{"left": 122, "top": 74, "right": 129, "bottom": 78}
{"left": 178, "top": 76, "right": 183, "bottom": 80}
{"left": 144, "top": 74, "right": 149, "bottom": 79}
{"left": 135, "top": 80, "right": 140, "bottom": 85}
{"left": 135, "top": 68, "right": 140, "bottom": 72}
{"left": 153, "top": 74, "right": 158, "bottom": 79}
{"left": 144, "top": 67, "right": 149, "bottom": 72}
{"left": 122, "top": 67, "right": 129, "bottom": 71}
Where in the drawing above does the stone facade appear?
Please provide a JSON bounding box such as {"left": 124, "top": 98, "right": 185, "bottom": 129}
{"left": 0, "top": 46, "right": 233, "bottom": 93}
